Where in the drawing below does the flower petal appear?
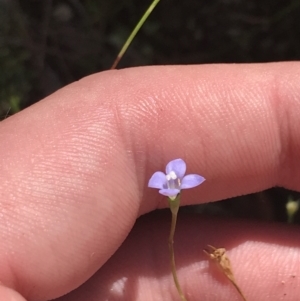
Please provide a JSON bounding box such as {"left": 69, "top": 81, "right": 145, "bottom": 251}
{"left": 181, "top": 174, "right": 205, "bottom": 189}
{"left": 165, "top": 158, "right": 186, "bottom": 179}
{"left": 148, "top": 171, "right": 167, "bottom": 189}
{"left": 159, "top": 188, "right": 180, "bottom": 197}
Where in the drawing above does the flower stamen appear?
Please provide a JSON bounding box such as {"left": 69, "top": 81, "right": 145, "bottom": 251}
{"left": 166, "top": 171, "right": 181, "bottom": 189}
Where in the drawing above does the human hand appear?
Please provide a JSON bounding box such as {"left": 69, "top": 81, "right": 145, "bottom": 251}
{"left": 0, "top": 63, "right": 300, "bottom": 301}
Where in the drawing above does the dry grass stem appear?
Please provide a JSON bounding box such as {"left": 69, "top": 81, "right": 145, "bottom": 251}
{"left": 204, "top": 245, "right": 248, "bottom": 301}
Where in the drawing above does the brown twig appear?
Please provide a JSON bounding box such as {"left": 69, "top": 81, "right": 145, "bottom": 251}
{"left": 204, "top": 245, "right": 248, "bottom": 301}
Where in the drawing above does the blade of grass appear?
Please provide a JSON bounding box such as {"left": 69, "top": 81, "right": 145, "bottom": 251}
{"left": 110, "top": 0, "right": 160, "bottom": 69}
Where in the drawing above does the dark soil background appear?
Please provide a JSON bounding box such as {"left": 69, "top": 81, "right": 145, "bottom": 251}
{"left": 1, "top": 0, "right": 300, "bottom": 222}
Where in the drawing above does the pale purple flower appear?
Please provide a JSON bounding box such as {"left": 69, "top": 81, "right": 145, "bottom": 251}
{"left": 148, "top": 158, "right": 205, "bottom": 199}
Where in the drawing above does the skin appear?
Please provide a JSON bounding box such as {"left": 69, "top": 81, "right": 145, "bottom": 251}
{"left": 0, "top": 63, "right": 299, "bottom": 301}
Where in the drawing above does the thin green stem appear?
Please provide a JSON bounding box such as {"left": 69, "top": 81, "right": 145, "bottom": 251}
{"left": 110, "top": 0, "right": 160, "bottom": 69}
{"left": 168, "top": 196, "right": 188, "bottom": 301}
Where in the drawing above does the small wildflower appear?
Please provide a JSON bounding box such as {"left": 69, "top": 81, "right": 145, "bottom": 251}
{"left": 148, "top": 158, "right": 205, "bottom": 301}
{"left": 148, "top": 158, "right": 205, "bottom": 199}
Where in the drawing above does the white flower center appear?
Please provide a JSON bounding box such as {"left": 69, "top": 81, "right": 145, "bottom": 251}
{"left": 166, "top": 171, "right": 181, "bottom": 189}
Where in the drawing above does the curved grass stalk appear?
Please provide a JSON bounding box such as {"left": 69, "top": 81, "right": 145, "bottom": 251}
{"left": 111, "top": 0, "right": 160, "bottom": 69}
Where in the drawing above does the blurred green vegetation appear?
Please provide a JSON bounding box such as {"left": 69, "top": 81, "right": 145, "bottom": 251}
{"left": 1, "top": 0, "right": 300, "bottom": 222}
{"left": 2, "top": 0, "right": 300, "bottom": 113}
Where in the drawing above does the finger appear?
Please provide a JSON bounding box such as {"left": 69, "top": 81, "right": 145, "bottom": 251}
{"left": 54, "top": 211, "right": 300, "bottom": 301}
{"left": 0, "top": 63, "right": 299, "bottom": 300}
{"left": 0, "top": 286, "right": 27, "bottom": 301}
